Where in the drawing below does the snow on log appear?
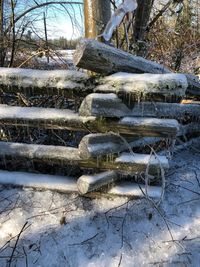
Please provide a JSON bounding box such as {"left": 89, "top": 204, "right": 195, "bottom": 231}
{"left": 0, "top": 105, "right": 179, "bottom": 137}
{"left": 77, "top": 171, "right": 118, "bottom": 194}
{"left": 79, "top": 93, "right": 131, "bottom": 117}
{"left": 0, "top": 141, "right": 81, "bottom": 163}
{"left": 0, "top": 141, "right": 169, "bottom": 174}
{"left": 95, "top": 73, "right": 188, "bottom": 99}
{"left": 73, "top": 39, "right": 171, "bottom": 74}
{"left": 0, "top": 170, "right": 77, "bottom": 193}
{"left": 0, "top": 67, "right": 91, "bottom": 97}
{"left": 117, "top": 117, "right": 179, "bottom": 137}
{"left": 79, "top": 133, "right": 137, "bottom": 158}
{"left": 0, "top": 170, "right": 162, "bottom": 199}
{"left": 115, "top": 153, "right": 169, "bottom": 173}
{"left": 107, "top": 182, "right": 162, "bottom": 199}
{"left": 0, "top": 104, "right": 96, "bottom": 131}
{"left": 131, "top": 102, "right": 200, "bottom": 120}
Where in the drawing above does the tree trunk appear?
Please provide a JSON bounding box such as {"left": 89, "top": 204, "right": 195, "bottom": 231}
{"left": 84, "top": 0, "right": 111, "bottom": 39}
{"left": 133, "top": 0, "right": 154, "bottom": 56}
{"left": 0, "top": 0, "right": 4, "bottom": 66}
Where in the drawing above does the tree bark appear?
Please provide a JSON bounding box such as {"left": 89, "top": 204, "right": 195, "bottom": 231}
{"left": 84, "top": 0, "right": 111, "bottom": 39}
{"left": 74, "top": 39, "right": 171, "bottom": 74}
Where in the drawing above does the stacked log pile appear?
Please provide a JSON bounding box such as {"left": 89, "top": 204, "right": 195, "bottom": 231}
{"left": 0, "top": 38, "right": 199, "bottom": 199}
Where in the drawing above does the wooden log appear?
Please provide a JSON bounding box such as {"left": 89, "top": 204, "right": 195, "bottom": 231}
{"left": 73, "top": 39, "right": 200, "bottom": 97}
{"left": 79, "top": 93, "right": 131, "bottom": 117}
{"left": 0, "top": 170, "right": 162, "bottom": 199}
{"left": 178, "top": 123, "right": 200, "bottom": 136}
{"left": 131, "top": 102, "right": 200, "bottom": 120}
{"left": 116, "top": 117, "right": 179, "bottom": 137}
{"left": 0, "top": 67, "right": 92, "bottom": 97}
{"left": 77, "top": 171, "right": 118, "bottom": 194}
{"left": 0, "top": 105, "right": 179, "bottom": 137}
{"left": 0, "top": 141, "right": 169, "bottom": 174}
{"left": 79, "top": 133, "right": 162, "bottom": 159}
{"left": 73, "top": 39, "right": 171, "bottom": 74}
{"left": 79, "top": 133, "right": 133, "bottom": 158}
{"left": 95, "top": 73, "right": 188, "bottom": 99}
{"left": 184, "top": 74, "right": 200, "bottom": 96}
{"left": 0, "top": 170, "right": 77, "bottom": 193}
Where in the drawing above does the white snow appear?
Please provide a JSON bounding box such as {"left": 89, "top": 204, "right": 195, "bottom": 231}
{"left": 97, "top": 72, "right": 188, "bottom": 96}
{"left": 0, "top": 104, "right": 96, "bottom": 124}
{"left": 0, "top": 67, "right": 88, "bottom": 89}
{"left": 0, "top": 148, "right": 200, "bottom": 266}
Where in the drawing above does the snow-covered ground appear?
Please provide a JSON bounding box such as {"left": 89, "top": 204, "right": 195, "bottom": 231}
{"left": 0, "top": 145, "right": 200, "bottom": 267}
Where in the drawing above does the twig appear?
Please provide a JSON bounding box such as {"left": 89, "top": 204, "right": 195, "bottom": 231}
{"left": 8, "top": 222, "right": 30, "bottom": 267}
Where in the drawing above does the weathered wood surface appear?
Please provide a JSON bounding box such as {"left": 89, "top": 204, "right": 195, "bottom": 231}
{"left": 73, "top": 39, "right": 200, "bottom": 97}
{"left": 79, "top": 93, "right": 131, "bottom": 117}
{"left": 77, "top": 171, "right": 118, "bottom": 194}
{"left": 184, "top": 74, "right": 200, "bottom": 96}
{"left": 178, "top": 123, "right": 200, "bottom": 136}
{"left": 95, "top": 73, "right": 188, "bottom": 99}
{"left": 0, "top": 105, "right": 179, "bottom": 137}
{"left": 73, "top": 39, "right": 171, "bottom": 74}
{"left": 0, "top": 141, "right": 169, "bottom": 173}
{"left": 0, "top": 67, "right": 92, "bottom": 97}
{"left": 131, "top": 102, "right": 200, "bottom": 120}
{"left": 79, "top": 133, "right": 162, "bottom": 159}
{"left": 0, "top": 170, "right": 162, "bottom": 198}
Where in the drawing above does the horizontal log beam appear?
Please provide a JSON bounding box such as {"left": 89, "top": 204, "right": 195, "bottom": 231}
{"left": 0, "top": 170, "right": 162, "bottom": 198}
{"left": 0, "top": 141, "right": 169, "bottom": 174}
{"left": 79, "top": 133, "right": 138, "bottom": 158}
{"left": 73, "top": 39, "right": 200, "bottom": 97}
{"left": 131, "top": 102, "right": 200, "bottom": 120}
{"left": 79, "top": 133, "right": 162, "bottom": 159}
{"left": 0, "top": 105, "right": 179, "bottom": 137}
{"left": 95, "top": 73, "right": 188, "bottom": 100}
{"left": 74, "top": 39, "right": 171, "bottom": 74}
{"left": 0, "top": 67, "right": 92, "bottom": 97}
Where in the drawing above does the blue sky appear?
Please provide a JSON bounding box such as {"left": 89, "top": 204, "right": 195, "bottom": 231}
{"left": 15, "top": 0, "right": 84, "bottom": 39}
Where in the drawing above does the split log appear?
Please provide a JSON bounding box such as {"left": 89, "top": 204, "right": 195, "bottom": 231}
{"left": 74, "top": 39, "right": 171, "bottom": 74}
{"left": 79, "top": 93, "right": 131, "bottom": 117}
{"left": 95, "top": 73, "right": 188, "bottom": 100}
{"left": 79, "top": 133, "right": 162, "bottom": 159}
{"left": 0, "top": 141, "right": 169, "bottom": 174}
{"left": 0, "top": 170, "right": 162, "bottom": 199}
{"left": 0, "top": 105, "right": 179, "bottom": 137}
{"left": 77, "top": 171, "right": 118, "bottom": 194}
{"left": 0, "top": 67, "right": 92, "bottom": 97}
{"left": 131, "top": 102, "right": 200, "bottom": 120}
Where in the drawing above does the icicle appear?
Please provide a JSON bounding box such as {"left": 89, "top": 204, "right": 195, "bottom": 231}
{"left": 101, "top": 0, "right": 138, "bottom": 42}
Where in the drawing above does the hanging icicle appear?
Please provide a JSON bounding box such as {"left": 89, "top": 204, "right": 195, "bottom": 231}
{"left": 101, "top": 0, "right": 138, "bottom": 42}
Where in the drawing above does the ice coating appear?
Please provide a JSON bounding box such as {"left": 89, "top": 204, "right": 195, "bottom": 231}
{"left": 102, "top": 0, "right": 138, "bottom": 41}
